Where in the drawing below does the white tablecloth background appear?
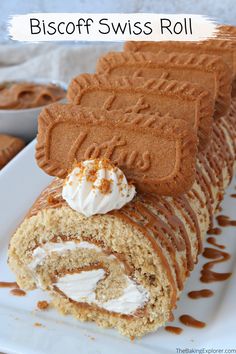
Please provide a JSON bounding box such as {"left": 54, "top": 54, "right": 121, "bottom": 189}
{"left": 0, "top": 43, "right": 122, "bottom": 84}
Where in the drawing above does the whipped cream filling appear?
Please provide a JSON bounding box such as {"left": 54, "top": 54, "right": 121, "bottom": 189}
{"left": 55, "top": 269, "right": 149, "bottom": 315}
{"left": 29, "top": 241, "right": 101, "bottom": 270}
{"left": 28, "top": 240, "right": 149, "bottom": 315}
{"left": 62, "top": 159, "right": 136, "bottom": 217}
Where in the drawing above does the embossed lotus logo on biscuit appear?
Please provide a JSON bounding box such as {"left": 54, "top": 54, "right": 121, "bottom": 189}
{"left": 36, "top": 104, "right": 198, "bottom": 196}
{"left": 67, "top": 73, "right": 215, "bottom": 149}
{"left": 72, "top": 133, "right": 151, "bottom": 172}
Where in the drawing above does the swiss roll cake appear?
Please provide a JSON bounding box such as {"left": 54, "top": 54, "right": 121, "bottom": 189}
{"left": 8, "top": 99, "right": 236, "bottom": 338}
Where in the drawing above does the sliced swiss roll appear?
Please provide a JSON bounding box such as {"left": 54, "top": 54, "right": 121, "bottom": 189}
{"left": 8, "top": 99, "right": 236, "bottom": 338}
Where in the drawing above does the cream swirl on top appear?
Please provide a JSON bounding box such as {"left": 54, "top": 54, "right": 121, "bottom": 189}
{"left": 62, "top": 159, "right": 136, "bottom": 217}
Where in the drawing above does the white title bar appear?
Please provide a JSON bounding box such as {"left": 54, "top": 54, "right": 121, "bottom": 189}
{"left": 8, "top": 13, "right": 218, "bottom": 42}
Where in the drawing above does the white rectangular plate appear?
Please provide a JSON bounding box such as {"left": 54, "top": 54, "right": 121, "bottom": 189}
{"left": 0, "top": 141, "right": 236, "bottom": 354}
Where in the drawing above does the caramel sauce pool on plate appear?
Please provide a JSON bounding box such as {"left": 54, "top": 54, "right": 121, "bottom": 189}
{"left": 0, "top": 281, "right": 26, "bottom": 296}
{"left": 207, "top": 227, "right": 222, "bottom": 235}
{"left": 179, "top": 315, "right": 206, "bottom": 328}
{"left": 201, "top": 247, "right": 231, "bottom": 283}
{"left": 216, "top": 215, "right": 236, "bottom": 227}
{"left": 188, "top": 289, "right": 214, "bottom": 299}
{"left": 207, "top": 237, "right": 225, "bottom": 249}
{"left": 165, "top": 326, "right": 183, "bottom": 335}
{"left": 10, "top": 288, "right": 26, "bottom": 296}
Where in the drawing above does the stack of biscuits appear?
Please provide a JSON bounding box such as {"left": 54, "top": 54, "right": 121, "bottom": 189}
{"left": 8, "top": 26, "right": 236, "bottom": 337}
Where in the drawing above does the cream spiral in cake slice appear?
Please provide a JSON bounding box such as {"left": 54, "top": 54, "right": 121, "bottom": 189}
{"left": 29, "top": 240, "right": 149, "bottom": 315}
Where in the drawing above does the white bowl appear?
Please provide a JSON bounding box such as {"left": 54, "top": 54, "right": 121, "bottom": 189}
{"left": 0, "top": 79, "right": 67, "bottom": 142}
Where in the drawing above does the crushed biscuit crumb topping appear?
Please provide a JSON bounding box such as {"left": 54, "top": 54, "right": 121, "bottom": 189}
{"left": 99, "top": 178, "right": 112, "bottom": 194}
{"left": 64, "top": 158, "right": 134, "bottom": 195}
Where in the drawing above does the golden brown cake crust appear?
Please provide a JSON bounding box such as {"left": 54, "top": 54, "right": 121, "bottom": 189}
{"left": 36, "top": 104, "right": 197, "bottom": 196}
{"left": 67, "top": 74, "right": 214, "bottom": 149}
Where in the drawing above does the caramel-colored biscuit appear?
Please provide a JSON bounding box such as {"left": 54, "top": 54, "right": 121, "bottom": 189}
{"left": 217, "top": 25, "right": 236, "bottom": 95}
{"left": 0, "top": 134, "right": 25, "bottom": 169}
{"left": 124, "top": 39, "right": 236, "bottom": 84}
{"left": 36, "top": 103, "right": 198, "bottom": 196}
{"left": 97, "top": 51, "right": 232, "bottom": 119}
{"left": 67, "top": 74, "right": 214, "bottom": 149}
{"left": 217, "top": 25, "right": 236, "bottom": 41}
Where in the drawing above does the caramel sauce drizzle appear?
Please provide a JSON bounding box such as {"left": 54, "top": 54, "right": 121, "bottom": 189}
{"left": 140, "top": 195, "right": 185, "bottom": 250}
{"left": 29, "top": 179, "right": 64, "bottom": 217}
{"left": 200, "top": 247, "right": 231, "bottom": 283}
{"left": 201, "top": 269, "right": 231, "bottom": 283}
{"left": 213, "top": 123, "right": 234, "bottom": 179}
{"left": 216, "top": 215, "right": 236, "bottom": 227}
{"left": 199, "top": 147, "right": 225, "bottom": 209}
{"left": 208, "top": 115, "right": 235, "bottom": 196}
{"left": 174, "top": 195, "right": 202, "bottom": 254}
{"left": 143, "top": 194, "right": 194, "bottom": 270}
{"left": 205, "top": 146, "right": 224, "bottom": 192}
{"left": 0, "top": 281, "right": 19, "bottom": 288}
{"left": 207, "top": 237, "right": 225, "bottom": 249}
{"left": 135, "top": 200, "right": 184, "bottom": 252}
{"left": 0, "top": 281, "right": 26, "bottom": 296}
{"left": 226, "top": 105, "right": 236, "bottom": 144}
{"left": 206, "top": 117, "right": 234, "bottom": 193}
{"left": 190, "top": 188, "right": 204, "bottom": 208}
{"left": 172, "top": 197, "right": 195, "bottom": 234}
{"left": 120, "top": 204, "right": 184, "bottom": 290}
{"left": 188, "top": 289, "right": 214, "bottom": 299}
{"left": 221, "top": 119, "right": 236, "bottom": 165}
{"left": 196, "top": 166, "right": 213, "bottom": 228}
{"left": 179, "top": 315, "right": 206, "bottom": 328}
{"left": 227, "top": 107, "right": 236, "bottom": 155}
{"left": 198, "top": 154, "right": 217, "bottom": 185}
{"left": 207, "top": 227, "right": 222, "bottom": 235}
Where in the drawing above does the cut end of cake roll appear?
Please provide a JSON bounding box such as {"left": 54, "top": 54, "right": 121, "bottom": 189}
{"left": 8, "top": 196, "right": 177, "bottom": 337}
